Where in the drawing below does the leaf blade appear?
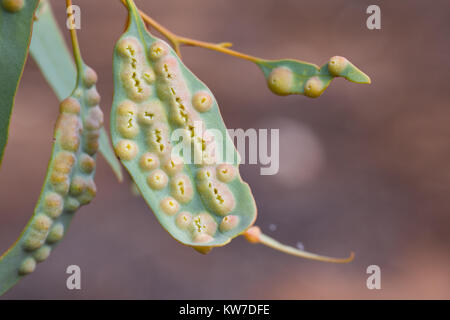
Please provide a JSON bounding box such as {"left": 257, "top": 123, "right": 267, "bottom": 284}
{"left": 0, "top": 0, "right": 40, "bottom": 168}
{"left": 257, "top": 56, "right": 370, "bottom": 98}
{"left": 111, "top": 0, "right": 257, "bottom": 249}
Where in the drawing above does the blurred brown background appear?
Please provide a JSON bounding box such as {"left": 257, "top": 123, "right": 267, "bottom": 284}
{"left": 1, "top": 0, "right": 450, "bottom": 299}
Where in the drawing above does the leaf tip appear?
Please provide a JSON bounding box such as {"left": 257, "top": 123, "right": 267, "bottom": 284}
{"left": 328, "top": 56, "right": 371, "bottom": 85}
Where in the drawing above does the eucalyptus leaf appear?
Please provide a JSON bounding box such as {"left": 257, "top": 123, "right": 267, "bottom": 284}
{"left": 0, "top": 0, "right": 39, "bottom": 168}
{"left": 0, "top": 50, "right": 103, "bottom": 297}
{"left": 257, "top": 56, "right": 370, "bottom": 97}
{"left": 111, "top": 0, "right": 257, "bottom": 250}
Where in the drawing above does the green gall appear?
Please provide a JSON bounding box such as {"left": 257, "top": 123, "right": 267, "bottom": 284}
{"left": 2, "top": 0, "right": 24, "bottom": 13}
{"left": 328, "top": 56, "right": 349, "bottom": 76}
{"left": 267, "top": 67, "right": 294, "bottom": 96}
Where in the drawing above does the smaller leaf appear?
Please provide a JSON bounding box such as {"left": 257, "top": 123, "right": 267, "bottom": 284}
{"left": 256, "top": 56, "right": 370, "bottom": 98}
{"left": 0, "top": 62, "right": 104, "bottom": 296}
{"left": 0, "top": 0, "right": 40, "bottom": 168}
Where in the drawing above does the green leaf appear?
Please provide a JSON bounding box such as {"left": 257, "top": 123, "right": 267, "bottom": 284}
{"left": 0, "top": 0, "right": 39, "bottom": 168}
{"left": 257, "top": 56, "right": 370, "bottom": 98}
{"left": 0, "top": 49, "right": 104, "bottom": 296}
{"left": 29, "top": 0, "right": 123, "bottom": 181}
{"left": 29, "top": 0, "right": 76, "bottom": 99}
{"left": 111, "top": 0, "right": 257, "bottom": 251}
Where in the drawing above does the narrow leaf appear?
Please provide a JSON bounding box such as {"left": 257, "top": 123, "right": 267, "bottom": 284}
{"left": 0, "top": 0, "right": 39, "bottom": 168}
{"left": 257, "top": 56, "right": 370, "bottom": 98}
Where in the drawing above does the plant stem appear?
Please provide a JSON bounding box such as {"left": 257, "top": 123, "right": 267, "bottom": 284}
{"left": 66, "top": 0, "right": 83, "bottom": 76}
{"left": 244, "top": 226, "right": 355, "bottom": 263}
{"left": 258, "top": 232, "right": 355, "bottom": 263}
{"left": 118, "top": 0, "right": 261, "bottom": 62}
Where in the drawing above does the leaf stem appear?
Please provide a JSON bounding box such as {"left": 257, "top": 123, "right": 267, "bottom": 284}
{"left": 118, "top": 0, "right": 260, "bottom": 62}
{"left": 66, "top": 0, "right": 83, "bottom": 76}
{"left": 244, "top": 226, "right": 355, "bottom": 263}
